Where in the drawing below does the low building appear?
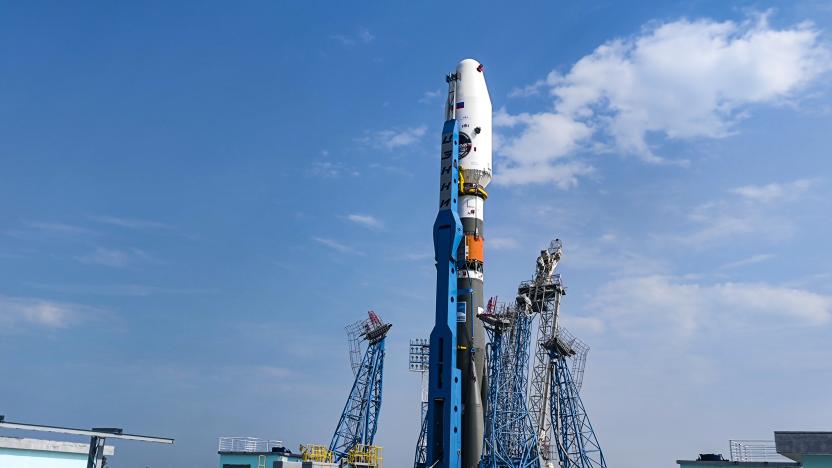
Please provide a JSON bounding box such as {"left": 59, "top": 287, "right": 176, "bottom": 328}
{"left": 678, "top": 432, "right": 832, "bottom": 468}
{"left": 775, "top": 432, "right": 832, "bottom": 468}
{"left": 678, "top": 454, "right": 798, "bottom": 468}
{"left": 218, "top": 437, "right": 337, "bottom": 468}
{"left": 0, "top": 436, "right": 114, "bottom": 468}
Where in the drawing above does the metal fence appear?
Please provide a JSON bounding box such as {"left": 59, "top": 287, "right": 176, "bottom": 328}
{"left": 729, "top": 440, "right": 789, "bottom": 462}
{"left": 218, "top": 437, "right": 283, "bottom": 453}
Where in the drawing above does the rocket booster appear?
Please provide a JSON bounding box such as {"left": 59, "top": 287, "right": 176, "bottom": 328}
{"left": 450, "top": 58, "right": 492, "bottom": 468}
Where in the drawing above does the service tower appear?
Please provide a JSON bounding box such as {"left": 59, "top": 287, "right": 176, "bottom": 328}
{"left": 452, "top": 58, "right": 493, "bottom": 468}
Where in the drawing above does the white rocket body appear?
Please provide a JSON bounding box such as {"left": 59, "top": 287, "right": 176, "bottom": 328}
{"left": 454, "top": 59, "right": 493, "bottom": 189}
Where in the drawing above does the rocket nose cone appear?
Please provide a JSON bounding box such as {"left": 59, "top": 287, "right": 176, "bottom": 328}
{"left": 456, "top": 59, "right": 490, "bottom": 102}
{"left": 457, "top": 58, "right": 481, "bottom": 71}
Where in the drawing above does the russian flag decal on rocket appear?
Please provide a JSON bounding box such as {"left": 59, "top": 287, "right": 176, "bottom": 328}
{"left": 455, "top": 102, "right": 465, "bottom": 109}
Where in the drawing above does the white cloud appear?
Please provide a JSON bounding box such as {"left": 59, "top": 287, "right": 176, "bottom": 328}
{"left": 590, "top": 275, "right": 832, "bottom": 338}
{"left": 27, "top": 282, "right": 216, "bottom": 296}
{"left": 731, "top": 178, "right": 817, "bottom": 203}
{"left": 488, "top": 236, "right": 520, "bottom": 251}
{"left": 664, "top": 176, "right": 819, "bottom": 247}
{"left": 362, "top": 126, "right": 428, "bottom": 149}
{"left": 345, "top": 214, "right": 384, "bottom": 230}
{"left": 312, "top": 237, "right": 364, "bottom": 255}
{"left": 718, "top": 253, "right": 775, "bottom": 270}
{"left": 330, "top": 28, "right": 375, "bottom": 47}
{"left": 497, "top": 14, "right": 831, "bottom": 185}
{"left": 76, "top": 247, "right": 151, "bottom": 268}
{"left": 507, "top": 79, "right": 548, "bottom": 98}
{"left": 560, "top": 315, "right": 605, "bottom": 335}
{"left": 398, "top": 252, "right": 433, "bottom": 262}
{"left": 419, "top": 89, "right": 442, "bottom": 103}
{"left": 499, "top": 160, "right": 595, "bottom": 188}
{"left": 494, "top": 110, "right": 594, "bottom": 160}
{"left": 308, "top": 161, "right": 360, "bottom": 178}
{"left": 357, "top": 28, "right": 375, "bottom": 43}
{"left": 24, "top": 221, "right": 92, "bottom": 236}
{"left": 564, "top": 242, "right": 669, "bottom": 275}
{"left": 676, "top": 201, "right": 770, "bottom": 245}
{"left": 88, "top": 215, "right": 172, "bottom": 230}
{"left": 670, "top": 177, "right": 817, "bottom": 246}
{"left": 0, "top": 295, "right": 92, "bottom": 330}
{"left": 256, "top": 365, "right": 293, "bottom": 379}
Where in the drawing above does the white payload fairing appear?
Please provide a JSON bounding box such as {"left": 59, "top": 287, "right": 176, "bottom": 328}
{"left": 449, "top": 58, "right": 492, "bottom": 468}
{"left": 454, "top": 59, "right": 493, "bottom": 189}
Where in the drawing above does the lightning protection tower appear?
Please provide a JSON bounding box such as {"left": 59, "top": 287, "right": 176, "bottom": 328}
{"left": 409, "top": 338, "right": 430, "bottom": 468}
{"left": 329, "top": 311, "right": 392, "bottom": 463}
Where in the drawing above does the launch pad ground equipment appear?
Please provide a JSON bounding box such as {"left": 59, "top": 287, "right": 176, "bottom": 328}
{"left": 525, "top": 240, "right": 566, "bottom": 463}
{"left": 329, "top": 311, "right": 391, "bottom": 465}
{"left": 545, "top": 334, "right": 605, "bottom": 468}
{"left": 347, "top": 444, "right": 383, "bottom": 467}
{"left": 479, "top": 300, "right": 538, "bottom": 468}
{"left": 302, "top": 444, "right": 336, "bottom": 463}
{"left": 523, "top": 241, "right": 606, "bottom": 468}
{"left": 410, "top": 338, "right": 431, "bottom": 467}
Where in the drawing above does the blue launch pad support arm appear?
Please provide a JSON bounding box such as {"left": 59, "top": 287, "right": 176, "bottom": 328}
{"left": 425, "top": 119, "right": 463, "bottom": 468}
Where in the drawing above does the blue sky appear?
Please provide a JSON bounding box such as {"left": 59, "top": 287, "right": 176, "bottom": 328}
{"left": 1, "top": 1, "right": 832, "bottom": 467}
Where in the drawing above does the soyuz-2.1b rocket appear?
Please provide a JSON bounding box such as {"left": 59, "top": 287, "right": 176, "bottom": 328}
{"left": 426, "top": 58, "right": 492, "bottom": 468}
{"left": 454, "top": 58, "right": 492, "bottom": 468}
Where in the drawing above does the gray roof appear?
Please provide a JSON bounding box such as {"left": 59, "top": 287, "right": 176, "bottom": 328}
{"left": 0, "top": 436, "right": 114, "bottom": 456}
{"left": 775, "top": 431, "right": 832, "bottom": 462}
{"left": 677, "top": 461, "right": 799, "bottom": 467}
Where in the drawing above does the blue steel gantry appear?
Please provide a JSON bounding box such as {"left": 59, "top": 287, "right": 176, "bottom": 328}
{"left": 479, "top": 297, "right": 539, "bottom": 468}
{"left": 545, "top": 331, "right": 606, "bottom": 468}
{"left": 524, "top": 239, "right": 606, "bottom": 468}
{"left": 329, "top": 311, "right": 392, "bottom": 463}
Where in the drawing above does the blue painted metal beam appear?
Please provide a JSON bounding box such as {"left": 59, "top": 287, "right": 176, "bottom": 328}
{"left": 329, "top": 335, "right": 387, "bottom": 461}
{"left": 550, "top": 350, "right": 606, "bottom": 468}
{"left": 425, "top": 118, "right": 463, "bottom": 468}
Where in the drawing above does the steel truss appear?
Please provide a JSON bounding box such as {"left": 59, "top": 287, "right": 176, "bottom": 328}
{"left": 523, "top": 239, "right": 605, "bottom": 468}
{"left": 524, "top": 240, "right": 565, "bottom": 465}
{"left": 410, "top": 338, "right": 430, "bottom": 468}
{"left": 330, "top": 312, "right": 392, "bottom": 462}
{"left": 546, "top": 340, "right": 606, "bottom": 468}
{"left": 479, "top": 301, "right": 539, "bottom": 468}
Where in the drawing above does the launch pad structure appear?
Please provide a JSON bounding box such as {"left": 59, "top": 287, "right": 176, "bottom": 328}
{"left": 421, "top": 59, "right": 607, "bottom": 468}
{"left": 327, "top": 311, "right": 391, "bottom": 466}
{"left": 479, "top": 299, "right": 539, "bottom": 468}
{"left": 410, "top": 338, "right": 431, "bottom": 467}
{"left": 237, "top": 59, "right": 606, "bottom": 468}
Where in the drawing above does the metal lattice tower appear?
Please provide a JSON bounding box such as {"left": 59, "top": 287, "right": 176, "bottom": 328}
{"left": 555, "top": 327, "right": 589, "bottom": 392}
{"left": 524, "top": 239, "right": 565, "bottom": 464}
{"left": 524, "top": 239, "right": 605, "bottom": 468}
{"left": 479, "top": 300, "right": 539, "bottom": 468}
{"left": 545, "top": 334, "right": 606, "bottom": 468}
{"left": 346, "top": 319, "right": 369, "bottom": 377}
{"left": 409, "top": 338, "right": 430, "bottom": 468}
{"left": 329, "top": 311, "right": 392, "bottom": 462}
